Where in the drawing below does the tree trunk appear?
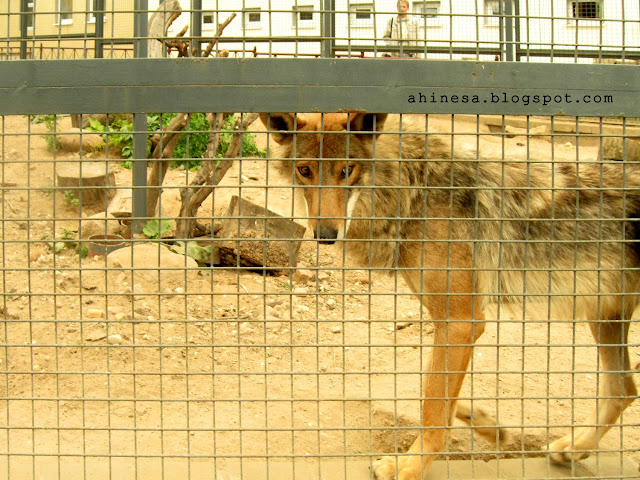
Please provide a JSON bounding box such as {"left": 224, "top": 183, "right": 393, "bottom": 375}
{"left": 145, "top": 113, "right": 189, "bottom": 217}
{"left": 148, "top": 0, "right": 182, "bottom": 58}
{"left": 175, "top": 113, "right": 259, "bottom": 239}
{"left": 56, "top": 162, "right": 116, "bottom": 207}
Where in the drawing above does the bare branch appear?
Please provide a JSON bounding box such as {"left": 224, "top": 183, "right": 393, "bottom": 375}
{"left": 148, "top": 0, "right": 182, "bottom": 58}
{"left": 203, "top": 12, "right": 237, "bottom": 57}
{"left": 146, "top": 113, "right": 189, "bottom": 217}
{"left": 175, "top": 113, "right": 259, "bottom": 239}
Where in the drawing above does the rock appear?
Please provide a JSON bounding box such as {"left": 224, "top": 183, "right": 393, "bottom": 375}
{"left": 80, "top": 212, "right": 122, "bottom": 239}
{"left": 294, "top": 269, "right": 316, "bottom": 284}
{"left": 29, "top": 248, "right": 47, "bottom": 262}
{"left": 107, "top": 334, "right": 123, "bottom": 344}
{"left": 265, "top": 306, "right": 280, "bottom": 319}
{"left": 216, "top": 196, "right": 306, "bottom": 275}
{"left": 85, "top": 330, "right": 107, "bottom": 342}
{"left": 600, "top": 137, "right": 640, "bottom": 161}
{"left": 86, "top": 309, "right": 105, "bottom": 319}
{"left": 59, "top": 128, "right": 105, "bottom": 152}
{"left": 107, "top": 243, "right": 198, "bottom": 283}
{"left": 504, "top": 124, "right": 550, "bottom": 141}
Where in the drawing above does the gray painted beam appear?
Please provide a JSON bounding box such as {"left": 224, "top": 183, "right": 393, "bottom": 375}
{"left": 0, "top": 58, "right": 637, "bottom": 117}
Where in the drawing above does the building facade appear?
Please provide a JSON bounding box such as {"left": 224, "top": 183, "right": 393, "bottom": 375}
{"left": 1, "top": 1, "right": 638, "bottom": 61}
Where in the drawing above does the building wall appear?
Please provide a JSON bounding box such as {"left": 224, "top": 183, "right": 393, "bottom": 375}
{"left": 1, "top": 1, "right": 134, "bottom": 58}
{"left": 2, "top": 1, "right": 638, "bottom": 60}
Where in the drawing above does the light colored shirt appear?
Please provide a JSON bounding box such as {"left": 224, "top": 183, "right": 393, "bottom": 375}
{"left": 383, "top": 15, "right": 421, "bottom": 57}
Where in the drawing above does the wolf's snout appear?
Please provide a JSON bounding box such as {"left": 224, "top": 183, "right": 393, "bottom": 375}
{"left": 315, "top": 226, "right": 338, "bottom": 244}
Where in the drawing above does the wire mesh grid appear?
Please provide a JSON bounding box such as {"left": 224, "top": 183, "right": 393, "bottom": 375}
{"left": 0, "top": 111, "right": 638, "bottom": 479}
{"left": 1, "top": 1, "right": 640, "bottom": 480}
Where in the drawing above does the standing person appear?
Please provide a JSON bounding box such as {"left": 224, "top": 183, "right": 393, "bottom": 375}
{"left": 383, "top": 0, "right": 421, "bottom": 58}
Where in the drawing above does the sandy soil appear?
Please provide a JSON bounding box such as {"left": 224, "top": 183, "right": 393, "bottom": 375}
{"left": 0, "top": 114, "right": 638, "bottom": 479}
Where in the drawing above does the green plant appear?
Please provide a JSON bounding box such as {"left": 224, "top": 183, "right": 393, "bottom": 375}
{"left": 217, "top": 114, "right": 265, "bottom": 159}
{"left": 44, "top": 226, "right": 82, "bottom": 255}
{"left": 77, "top": 243, "right": 89, "bottom": 259}
{"left": 142, "top": 219, "right": 173, "bottom": 239}
{"left": 38, "top": 115, "right": 62, "bottom": 151}
{"left": 31, "top": 114, "right": 55, "bottom": 124}
{"left": 87, "top": 116, "right": 133, "bottom": 164}
{"left": 63, "top": 190, "right": 80, "bottom": 207}
{"left": 86, "top": 113, "right": 265, "bottom": 170}
{"left": 169, "top": 241, "right": 213, "bottom": 265}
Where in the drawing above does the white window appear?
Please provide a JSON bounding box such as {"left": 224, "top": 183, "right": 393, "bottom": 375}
{"left": 349, "top": 3, "right": 374, "bottom": 26}
{"left": 87, "top": 0, "right": 94, "bottom": 22}
{"left": 87, "top": 0, "right": 95, "bottom": 23}
{"left": 244, "top": 7, "right": 262, "bottom": 29}
{"left": 203, "top": 13, "right": 215, "bottom": 29}
{"left": 413, "top": 1, "right": 440, "bottom": 18}
{"left": 483, "top": 0, "right": 514, "bottom": 26}
{"left": 568, "top": 0, "right": 602, "bottom": 19}
{"left": 57, "top": 0, "right": 73, "bottom": 25}
{"left": 26, "top": 1, "right": 34, "bottom": 29}
{"left": 292, "top": 5, "right": 315, "bottom": 28}
{"left": 484, "top": 0, "right": 500, "bottom": 25}
{"left": 86, "top": 0, "right": 107, "bottom": 24}
{"left": 413, "top": 1, "right": 441, "bottom": 25}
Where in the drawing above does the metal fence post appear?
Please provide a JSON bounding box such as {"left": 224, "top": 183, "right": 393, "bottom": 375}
{"left": 19, "top": 0, "right": 29, "bottom": 59}
{"left": 133, "top": 0, "right": 149, "bottom": 233}
{"left": 504, "top": 0, "right": 515, "bottom": 61}
{"left": 191, "top": 0, "right": 202, "bottom": 57}
{"left": 321, "top": 0, "right": 335, "bottom": 58}
{"left": 94, "top": 0, "right": 105, "bottom": 59}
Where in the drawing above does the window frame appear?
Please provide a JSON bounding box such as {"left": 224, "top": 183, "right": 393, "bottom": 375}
{"left": 56, "top": 0, "right": 73, "bottom": 26}
{"left": 348, "top": 3, "right": 374, "bottom": 27}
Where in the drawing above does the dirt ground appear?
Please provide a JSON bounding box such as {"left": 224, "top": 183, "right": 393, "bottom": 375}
{"left": 0, "top": 114, "right": 638, "bottom": 479}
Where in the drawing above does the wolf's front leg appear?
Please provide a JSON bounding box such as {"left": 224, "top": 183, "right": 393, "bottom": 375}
{"left": 372, "top": 434, "right": 441, "bottom": 480}
{"left": 372, "top": 320, "right": 484, "bottom": 480}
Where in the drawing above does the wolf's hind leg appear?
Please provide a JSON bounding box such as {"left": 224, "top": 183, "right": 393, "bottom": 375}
{"left": 549, "top": 321, "right": 637, "bottom": 463}
{"left": 454, "top": 401, "right": 509, "bottom": 444}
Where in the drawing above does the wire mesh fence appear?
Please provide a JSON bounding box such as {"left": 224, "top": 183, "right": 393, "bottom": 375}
{"left": 1, "top": 2, "right": 640, "bottom": 480}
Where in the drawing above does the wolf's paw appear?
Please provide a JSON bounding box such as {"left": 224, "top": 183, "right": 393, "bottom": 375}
{"left": 371, "top": 455, "right": 424, "bottom": 480}
{"left": 547, "top": 433, "right": 594, "bottom": 464}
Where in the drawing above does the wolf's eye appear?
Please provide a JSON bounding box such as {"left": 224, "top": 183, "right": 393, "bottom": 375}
{"left": 297, "top": 166, "right": 312, "bottom": 178}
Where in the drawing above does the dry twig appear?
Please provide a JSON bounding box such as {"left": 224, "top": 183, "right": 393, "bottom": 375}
{"left": 203, "top": 13, "right": 237, "bottom": 57}
{"left": 175, "top": 113, "right": 259, "bottom": 238}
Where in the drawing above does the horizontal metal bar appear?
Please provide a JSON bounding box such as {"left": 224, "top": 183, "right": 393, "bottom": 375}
{"left": 1, "top": 58, "right": 638, "bottom": 116}
{"left": 333, "top": 45, "right": 504, "bottom": 56}
{"left": 516, "top": 48, "right": 640, "bottom": 60}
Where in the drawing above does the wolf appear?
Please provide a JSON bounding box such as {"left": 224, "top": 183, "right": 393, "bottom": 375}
{"left": 260, "top": 112, "right": 639, "bottom": 480}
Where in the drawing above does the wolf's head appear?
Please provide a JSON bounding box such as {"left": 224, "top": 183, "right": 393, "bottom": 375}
{"left": 260, "top": 112, "right": 388, "bottom": 244}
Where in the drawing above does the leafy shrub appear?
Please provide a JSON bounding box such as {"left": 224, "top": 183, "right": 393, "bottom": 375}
{"left": 36, "top": 114, "right": 62, "bottom": 151}
{"left": 142, "top": 219, "right": 173, "bottom": 239}
{"left": 87, "top": 113, "right": 265, "bottom": 170}
{"left": 87, "top": 115, "right": 133, "bottom": 163}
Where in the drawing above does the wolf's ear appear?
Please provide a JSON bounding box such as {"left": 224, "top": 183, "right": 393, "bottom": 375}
{"left": 259, "top": 113, "right": 306, "bottom": 144}
{"left": 348, "top": 113, "right": 388, "bottom": 135}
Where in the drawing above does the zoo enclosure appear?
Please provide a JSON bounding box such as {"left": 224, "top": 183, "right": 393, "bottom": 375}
{"left": 1, "top": 1, "right": 640, "bottom": 479}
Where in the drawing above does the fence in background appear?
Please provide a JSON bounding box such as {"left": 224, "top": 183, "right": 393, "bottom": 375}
{"left": 2, "top": 1, "right": 640, "bottom": 61}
